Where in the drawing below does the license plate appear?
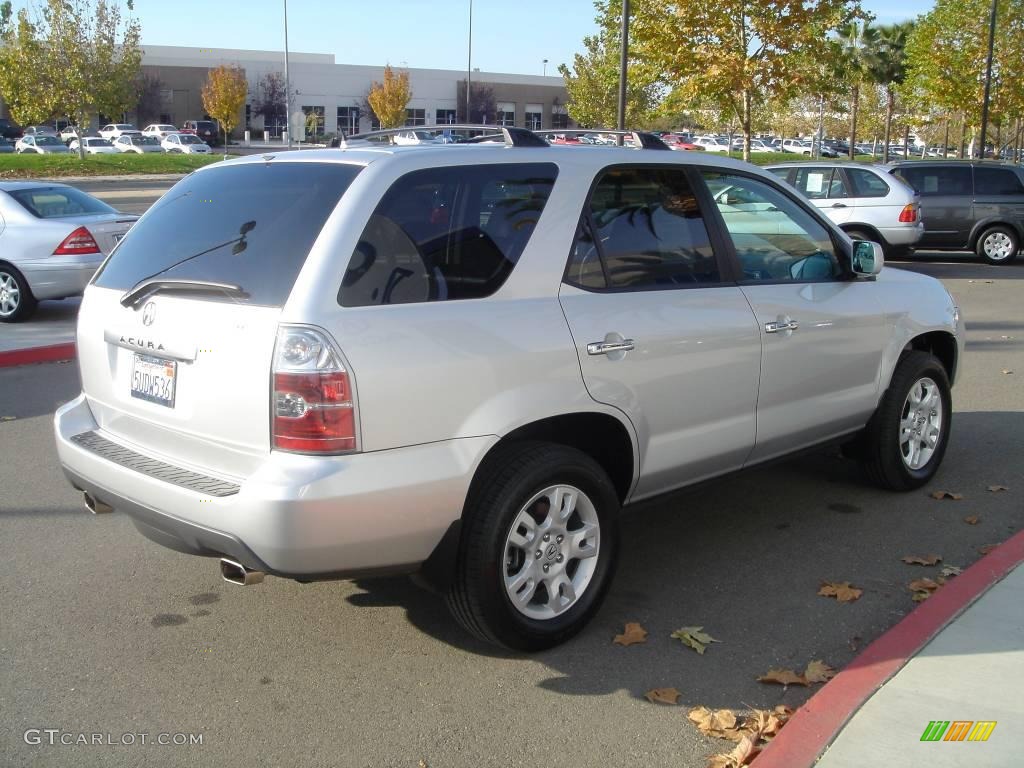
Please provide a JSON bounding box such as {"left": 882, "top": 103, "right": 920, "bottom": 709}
{"left": 130, "top": 354, "right": 176, "bottom": 407}
{"left": 112, "top": 233, "right": 125, "bottom": 244}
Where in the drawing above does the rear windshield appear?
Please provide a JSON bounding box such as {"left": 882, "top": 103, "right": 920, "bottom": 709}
{"left": 93, "top": 162, "right": 362, "bottom": 306}
{"left": 8, "top": 187, "right": 116, "bottom": 218}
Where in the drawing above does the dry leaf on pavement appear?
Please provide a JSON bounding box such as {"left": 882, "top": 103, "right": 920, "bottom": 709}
{"left": 818, "top": 581, "right": 863, "bottom": 602}
{"left": 979, "top": 544, "right": 1000, "bottom": 555}
{"left": 930, "top": 490, "right": 963, "bottom": 500}
{"left": 0, "top": 415, "right": 16, "bottom": 421}
{"left": 908, "top": 577, "right": 942, "bottom": 592}
{"left": 671, "top": 626, "right": 721, "bottom": 655}
{"left": 644, "top": 687, "right": 681, "bottom": 705}
{"left": 964, "top": 515, "right": 980, "bottom": 525}
{"left": 688, "top": 706, "right": 742, "bottom": 740}
{"left": 1002, "top": 369, "right": 1014, "bottom": 375}
{"left": 902, "top": 554, "right": 942, "bottom": 566}
{"left": 941, "top": 565, "right": 962, "bottom": 577}
{"left": 987, "top": 485, "right": 1009, "bottom": 492}
{"left": 757, "top": 668, "right": 808, "bottom": 687}
{"left": 613, "top": 622, "right": 648, "bottom": 646}
{"left": 803, "top": 660, "right": 837, "bottom": 684}
{"left": 707, "top": 733, "right": 760, "bottom": 768}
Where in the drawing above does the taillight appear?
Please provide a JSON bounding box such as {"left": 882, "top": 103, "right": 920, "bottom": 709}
{"left": 53, "top": 226, "right": 100, "bottom": 255}
{"left": 899, "top": 203, "right": 918, "bottom": 223}
{"left": 272, "top": 327, "right": 357, "bottom": 454}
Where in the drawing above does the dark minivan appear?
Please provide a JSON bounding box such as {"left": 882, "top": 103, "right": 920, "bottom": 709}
{"left": 889, "top": 161, "right": 1024, "bottom": 265}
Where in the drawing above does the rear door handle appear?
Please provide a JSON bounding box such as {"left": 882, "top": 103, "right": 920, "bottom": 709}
{"left": 587, "top": 339, "right": 635, "bottom": 355}
{"left": 765, "top": 320, "right": 799, "bottom": 334}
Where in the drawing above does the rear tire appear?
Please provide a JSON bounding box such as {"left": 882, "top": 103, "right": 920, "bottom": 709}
{"left": 447, "top": 442, "right": 619, "bottom": 651}
{"left": 860, "top": 351, "right": 952, "bottom": 491}
{"left": 0, "top": 264, "right": 38, "bottom": 323}
{"left": 846, "top": 228, "right": 890, "bottom": 257}
{"left": 975, "top": 225, "right": 1019, "bottom": 265}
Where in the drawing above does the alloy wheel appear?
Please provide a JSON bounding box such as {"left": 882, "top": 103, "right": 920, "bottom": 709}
{"left": 983, "top": 232, "right": 1015, "bottom": 261}
{"left": 0, "top": 272, "right": 21, "bottom": 317}
{"left": 899, "top": 377, "right": 943, "bottom": 470}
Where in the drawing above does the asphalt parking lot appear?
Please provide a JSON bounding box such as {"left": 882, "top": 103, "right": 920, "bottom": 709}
{"left": 1, "top": 253, "right": 1021, "bottom": 768}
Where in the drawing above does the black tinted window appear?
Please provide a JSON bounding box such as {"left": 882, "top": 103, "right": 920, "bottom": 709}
{"left": 8, "top": 186, "right": 116, "bottom": 218}
{"left": 566, "top": 167, "right": 719, "bottom": 290}
{"left": 847, "top": 168, "right": 890, "bottom": 198}
{"left": 340, "top": 163, "right": 557, "bottom": 306}
{"left": 93, "top": 163, "right": 361, "bottom": 306}
{"left": 974, "top": 167, "right": 1024, "bottom": 195}
{"left": 894, "top": 165, "right": 971, "bottom": 196}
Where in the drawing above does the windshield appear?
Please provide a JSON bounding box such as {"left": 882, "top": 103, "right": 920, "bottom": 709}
{"left": 116, "top": 124, "right": 135, "bottom": 130}
{"left": 180, "top": 135, "right": 203, "bottom": 144}
{"left": 8, "top": 186, "right": 117, "bottom": 218}
{"left": 138, "top": 136, "right": 160, "bottom": 145}
{"left": 93, "top": 163, "right": 363, "bottom": 307}
{"left": 88, "top": 138, "right": 112, "bottom": 146}
{"left": 36, "top": 136, "right": 61, "bottom": 146}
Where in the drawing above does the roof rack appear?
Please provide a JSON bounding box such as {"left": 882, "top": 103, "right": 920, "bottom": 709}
{"left": 533, "top": 129, "right": 671, "bottom": 150}
{"left": 339, "top": 124, "right": 549, "bottom": 148}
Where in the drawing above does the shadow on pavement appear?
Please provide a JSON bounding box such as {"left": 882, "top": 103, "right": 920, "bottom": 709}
{"left": 889, "top": 255, "right": 1024, "bottom": 281}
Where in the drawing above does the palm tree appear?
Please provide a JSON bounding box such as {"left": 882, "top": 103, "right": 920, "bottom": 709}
{"left": 836, "top": 21, "right": 879, "bottom": 159}
{"left": 868, "top": 22, "right": 913, "bottom": 164}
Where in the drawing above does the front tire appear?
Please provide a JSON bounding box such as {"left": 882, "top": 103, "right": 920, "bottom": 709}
{"left": 447, "top": 442, "right": 619, "bottom": 651}
{"left": 976, "top": 225, "right": 1019, "bottom": 265}
{"left": 860, "top": 351, "right": 952, "bottom": 491}
{"left": 0, "top": 264, "right": 38, "bottom": 323}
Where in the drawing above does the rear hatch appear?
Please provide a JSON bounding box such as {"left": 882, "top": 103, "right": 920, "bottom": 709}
{"left": 77, "top": 213, "right": 138, "bottom": 254}
{"left": 78, "top": 161, "right": 363, "bottom": 478}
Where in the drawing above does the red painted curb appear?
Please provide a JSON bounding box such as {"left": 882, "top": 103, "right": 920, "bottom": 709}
{"left": 753, "top": 527, "right": 1024, "bottom": 768}
{"left": 0, "top": 342, "right": 76, "bottom": 368}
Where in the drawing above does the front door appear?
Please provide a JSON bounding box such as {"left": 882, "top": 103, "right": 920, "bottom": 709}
{"left": 558, "top": 165, "right": 762, "bottom": 499}
{"left": 700, "top": 169, "right": 887, "bottom": 463}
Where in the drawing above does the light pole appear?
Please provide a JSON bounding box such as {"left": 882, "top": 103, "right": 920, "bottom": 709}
{"left": 283, "top": 0, "right": 292, "bottom": 148}
{"left": 466, "top": 0, "right": 473, "bottom": 123}
{"left": 543, "top": 59, "right": 548, "bottom": 76}
{"left": 616, "top": 0, "right": 630, "bottom": 145}
{"left": 978, "top": 0, "right": 998, "bottom": 159}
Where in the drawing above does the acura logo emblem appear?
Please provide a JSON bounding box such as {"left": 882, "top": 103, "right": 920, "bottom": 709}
{"left": 142, "top": 302, "right": 156, "bottom": 326}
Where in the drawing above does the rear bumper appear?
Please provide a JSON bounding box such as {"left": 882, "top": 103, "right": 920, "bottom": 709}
{"left": 21, "top": 258, "right": 103, "bottom": 300}
{"left": 877, "top": 223, "right": 925, "bottom": 247}
{"left": 55, "top": 392, "right": 496, "bottom": 577}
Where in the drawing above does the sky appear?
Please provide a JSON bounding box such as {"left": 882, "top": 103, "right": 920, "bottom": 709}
{"left": 130, "top": 0, "right": 936, "bottom": 76}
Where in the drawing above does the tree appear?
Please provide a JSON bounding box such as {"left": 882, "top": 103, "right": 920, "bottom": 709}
{"left": 456, "top": 83, "right": 497, "bottom": 124}
{"left": 135, "top": 73, "right": 165, "bottom": 126}
{"left": 867, "top": 22, "right": 912, "bottom": 162}
{"left": 0, "top": 0, "right": 142, "bottom": 159}
{"left": 367, "top": 65, "right": 411, "bottom": 129}
{"left": 559, "top": 0, "right": 662, "bottom": 128}
{"left": 201, "top": 64, "right": 247, "bottom": 156}
{"left": 254, "top": 72, "right": 287, "bottom": 134}
{"left": 632, "top": 0, "right": 862, "bottom": 161}
{"left": 835, "top": 20, "right": 879, "bottom": 158}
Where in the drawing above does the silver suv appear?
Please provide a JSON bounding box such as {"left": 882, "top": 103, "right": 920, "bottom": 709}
{"left": 55, "top": 128, "right": 964, "bottom": 650}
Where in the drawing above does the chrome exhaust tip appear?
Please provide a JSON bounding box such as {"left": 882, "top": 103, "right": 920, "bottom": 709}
{"left": 83, "top": 491, "right": 113, "bottom": 514}
{"left": 219, "top": 558, "right": 265, "bottom": 586}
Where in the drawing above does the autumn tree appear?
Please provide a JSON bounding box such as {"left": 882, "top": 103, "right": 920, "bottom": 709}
{"left": 201, "top": 64, "right": 247, "bottom": 155}
{"left": 367, "top": 65, "right": 412, "bottom": 129}
{"left": 456, "top": 83, "right": 497, "bottom": 124}
{"left": 135, "top": 73, "right": 165, "bottom": 126}
{"left": 632, "top": 0, "right": 862, "bottom": 161}
{"left": 254, "top": 72, "right": 287, "bottom": 133}
{"left": 559, "top": 0, "right": 662, "bottom": 128}
{"left": 0, "top": 0, "right": 142, "bottom": 160}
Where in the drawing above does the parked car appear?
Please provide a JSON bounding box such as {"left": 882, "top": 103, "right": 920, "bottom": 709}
{"left": 0, "top": 182, "right": 138, "bottom": 322}
{"left": 748, "top": 139, "right": 779, "bottom": 154}
{"left": 0, "top": 117, "right": 22, "bottom": 139}
{"left": 142, "top": 124, "right": 179, "bottom": 139}
{"left": 98, "top": 124, "right": 141, "bottom": 140}
{"left": 15, "top": 135, "right": 72, "bottom": 154}
{"left": 767, "top": 162, "right": 923, "bottom": 256}
{"left": 113, "top": 134, "right": 164, "bottom": 154}
{"left": 0, "top": 137, "right": 14, "bottom": 154}
{"left": 161, "top": 133, "right": 211, "bottom": 154}
{"left": 661, "top": 134, "right": 703, "bottom": 151}
{"left": 694, "top": 135, "right": 730, "bottom": 153}
{"left": 68, "top": 137, "right": 119, "bottom": 155}
{"left": 392, "top": 130, "right": 443, "bottom": 146}
{"left": 889, "top": 161, "right": 1024, "bottom": 264}
{"left": 54, "top": 134, "right": 964, "bottom": 651}
{"left": 60, "top": 126, "right": 84, "bottom": 144}
{"left": 780, "top": 139, "right": 812, "bottom": 155}
{"left": 181, "top": 120, "right": 217, "bottom": 144}
{"left": 21, "top": 125, "right": 59, "bottom": 138}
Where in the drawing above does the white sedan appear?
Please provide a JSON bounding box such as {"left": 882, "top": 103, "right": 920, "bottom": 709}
{"left": 142, "top": 123, "right": 179, "bottom": 138}
{"left": 113, "top": 134, "right": 164, "bottom": 154}
{"left": 68, "top": 137, "right": 118, "bottom": 155}
{"left": 161, "top": 133, "right": 211, "bottom": 154}
{"left": 694, "top": 136, "right": 731, "bottom": 153}
{"left": 98, "top": 123, "right": 141, "bottom": 140}
{"left": 15, "top": 135, "right": 72, "bottom": 154}
{"left": 0, "top": 182, "right": 138, "bottom": 322}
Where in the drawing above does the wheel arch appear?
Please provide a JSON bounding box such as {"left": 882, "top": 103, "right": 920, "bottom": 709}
{"left": 968, "top": 217, "right": 1024, "bottom": 250}
{"left": 904, "top": 331, "right": 959, "bottom": 386}
{"left": 840, "top": 222, "right": 887, "bottom": 245}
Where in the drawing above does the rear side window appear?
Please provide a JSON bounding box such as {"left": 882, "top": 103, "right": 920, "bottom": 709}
{"left": 564, "top": 167, "right": 720, "bottom": 290}
{"left": 974, "top": 167, "right": 1024, "bottom": 195}
{"left": 894, "top": 165, "right": 971, "bottom": 196}
{"left": 8, "top": 186, "right": 116, "bottom": 218}
{"left": 791, "top": 167, "right": 836, "bottom": 200}
{"left": 93, "top": 162, "right": 361, "bottom": 306}
{"left": 339, "top": 163, "right": 557, "bottom": 306}
{"left": 846, "top": 168, "right": 890, "bottom": 198}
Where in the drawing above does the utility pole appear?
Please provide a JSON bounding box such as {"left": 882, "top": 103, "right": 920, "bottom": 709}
{"left": 283, "top": 0, "right": 292, "bottom": 148}
{"left": 466, "top": 0, "right": 473, "bottom": 123}
{"left": 542, "top": 59, "right": 548, "bottom": 76}
{"left": 616, "top": 0, "right": 630, "bottom": 145}
{"left": 978, "top": 0, "right": 998, "bottom": 160}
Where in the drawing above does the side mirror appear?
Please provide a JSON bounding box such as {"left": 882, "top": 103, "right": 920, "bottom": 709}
{"left": 851, "top": 240, "right": 884, "bottom": 277}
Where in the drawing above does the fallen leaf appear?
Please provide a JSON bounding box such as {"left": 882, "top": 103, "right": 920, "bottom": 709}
{"left": 706, "top": 733, "right": 760, "bottom": 768}
{"left": 848, "top": 635, "right": 862, "bottom": 652}
{"left": 979, "top": 544, "right": 1000, "bottom": 555}
{"left": 818, "top": 581, "right": 863, "bottom": 602}
{"left": 1002, "top": 369, "right": 1014, "bottom": 375}
{"left": 757, "top": 668, "right": 808, "bottom": 687}
{"left": 745, "top": 708, "right": 788, "bottom": 739}
{"left": 941, "top": 565, "right": 962, "bottom": 577}
{"left": 908, "top": 577, "right": 942, "bottom": 593}
{"left": 902, "top": 553, "right": 941, "bottom": 566}
{"left": 803, "top": 660, "right": 837, "bottom": 684}
{"left": 964, "top": 515, "right": 980, "bottom": 525}
{"left": 0, "top": 416, "right": 16, "bottom": 421}
{"left": 418, "top": 761, "right": 428, "bottom": 768}
{"left": 773, "top": 705, "right": 794, "bottom": 718}
{"left": 688, "top": 706, "right": 741, "bottom": 740}
{"left": 987, "top": 485, "right": 1009, "bottom": 492}
{"left": 644, "top": 687, "right": 681, "bottom": 705}
{"left": 930, "top": 490, "right": 963, "bottom": 500}
{"left": 671, "top": 626, "right": 721, "bottom": 655}
{"left": 613, "top": 622, "right": 648, "bottom": 646}
{"left": 911, "top": 591, "right": 931, "bottom": 602}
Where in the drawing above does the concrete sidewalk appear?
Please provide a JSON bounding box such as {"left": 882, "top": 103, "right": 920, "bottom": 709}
{"left": 0, "top": 297, "right": 78, "bottom": 354}
{"left": 754, "top": 530, "right": 1024, "bottom": 768}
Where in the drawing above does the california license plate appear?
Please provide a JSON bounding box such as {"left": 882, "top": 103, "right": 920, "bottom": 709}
{"left": 130, "top": 354, "right": 176, "bottom": 407}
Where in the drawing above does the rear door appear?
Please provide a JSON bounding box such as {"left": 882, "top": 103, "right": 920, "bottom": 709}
{"left": 78, "top": 161, "right": 363, "bottom": 478}
{"left": 558, "top": 165, "right": 761, "bottom": 498}
{"left": 891, "top": 165, "right": 973, "bottom": 248}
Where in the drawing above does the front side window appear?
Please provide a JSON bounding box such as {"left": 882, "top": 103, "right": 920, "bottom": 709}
{"left": 565, "top": 167, "right": 720, "bottom": 290}
{"left": 340, "top": 163, "right": 558, "bottom": 307}
{"left": 974, "top": 167, "right": 1024, "bottom": 195}
{"left": 704, "top": 171, "right": 842, "bottom": 283}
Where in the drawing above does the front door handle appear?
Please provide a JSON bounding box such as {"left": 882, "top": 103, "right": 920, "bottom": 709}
{"left": 765, "top": 319, "right": 799, "bottom": 334}
{"left": 587, "top": 339, "right": 635, "bottom": 356}
{"left": 831, "top": 203, "right": 847, "bottom": 208}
